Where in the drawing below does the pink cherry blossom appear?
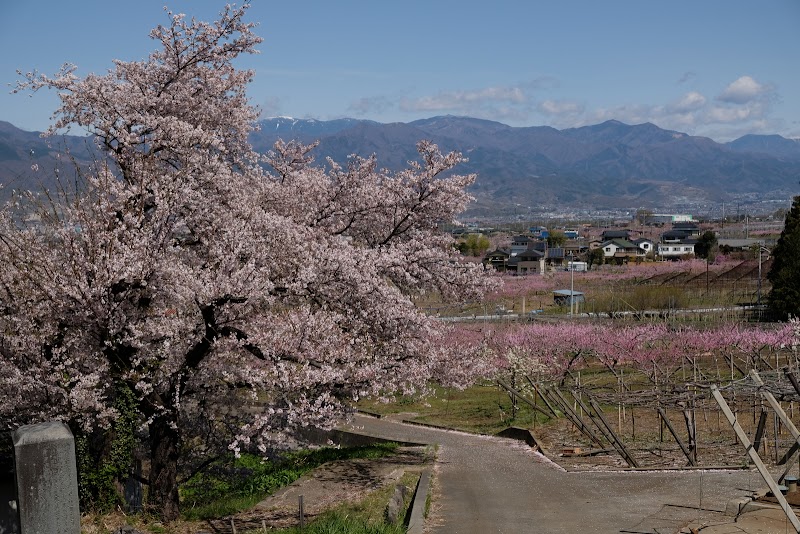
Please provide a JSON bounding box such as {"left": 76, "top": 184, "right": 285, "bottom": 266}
{"left": 1, "top": 4, "right": 493, "bottom": 520}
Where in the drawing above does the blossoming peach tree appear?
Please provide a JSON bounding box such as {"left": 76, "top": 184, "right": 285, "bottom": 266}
{"left": 0, "top": 4, "right": 492, "bottom": 519}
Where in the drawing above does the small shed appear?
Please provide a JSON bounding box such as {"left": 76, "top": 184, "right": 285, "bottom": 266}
{"left": 553, "top": 289, "right": 585, "bottom": 307}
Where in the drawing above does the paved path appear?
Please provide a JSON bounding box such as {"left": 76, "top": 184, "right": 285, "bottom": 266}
{"left": 344, "top": 414, "right": 765, "bottom": 534}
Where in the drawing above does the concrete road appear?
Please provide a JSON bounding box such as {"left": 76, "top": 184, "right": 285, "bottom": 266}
{"left": 344, "top": 414, "right": 764, "bottom": 534}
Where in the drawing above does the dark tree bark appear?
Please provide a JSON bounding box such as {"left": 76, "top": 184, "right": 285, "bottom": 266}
{"left": 148, "top": 414, "right": 181, "bottom": 521}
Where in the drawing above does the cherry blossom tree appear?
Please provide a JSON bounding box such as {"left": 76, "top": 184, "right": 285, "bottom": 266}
{"left": 0, "top": 5, "right": 491, "bottom": 519}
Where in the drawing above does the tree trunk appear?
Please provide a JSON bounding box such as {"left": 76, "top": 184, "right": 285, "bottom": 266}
{"left": 148, "top": 415, "right": 181, "bottom": 521}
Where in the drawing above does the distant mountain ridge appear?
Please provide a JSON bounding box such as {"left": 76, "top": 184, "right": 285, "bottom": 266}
{"left": 251, "top": 115, "right": 800, "bottom": 213}
{"left": 0, "top": 121, "right": 101, "bottom": 201}
{"left": 3, "top": 117, "right": 800, "bottom": 214}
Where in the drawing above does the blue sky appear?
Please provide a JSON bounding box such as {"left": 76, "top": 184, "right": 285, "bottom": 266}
{"left": 1, "top": 1, "right": 798, "bottom": 141}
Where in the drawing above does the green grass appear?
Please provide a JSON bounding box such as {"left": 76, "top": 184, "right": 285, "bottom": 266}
{"left": 358, "top": 382, "right": 548, "bottom": 435}
{"left": 256, "top": 471, "right": 420, "bottom": 534}
{"left": 255, "top": 510, "right": 407, "bottom": 534}
{"left": 179, "top": 443, "right": 401, "bottom": 521}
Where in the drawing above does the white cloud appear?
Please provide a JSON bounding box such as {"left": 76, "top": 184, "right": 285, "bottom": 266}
{"left": 532, "top": 76, "right": 781, "bottom": 140}
{"left": 348, "top": 96, "right": 393, "bottom": 116}
{"left": 669, "top": 91, "right": 706, "bottom": 113}
{"left": 706, "top": 103, "right": 761, "bottom": 123}
{"left": 717, "top": 75, "right": 771, "bottom": 104}
{"left": 538, "top": 99, "right": 584, "bottom": 116}
{"left": 342, "top": 84, "right": 538, "bottom": 124}
{"left": 399, "top": 86, "right": 526, "bottom": 113}
{"left": 259, "top": 96, "right": 282, "bottom": 117}
{"left": 340, "top": 74, "right": 782, "bottom": 141}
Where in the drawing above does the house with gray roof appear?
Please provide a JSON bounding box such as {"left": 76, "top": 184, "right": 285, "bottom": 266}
{"left": 600, "top": 239, "right": 646, "bottom": 262}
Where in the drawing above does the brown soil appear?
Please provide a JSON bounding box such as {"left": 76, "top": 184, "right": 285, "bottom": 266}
{"left": 531, "top": 402, "right": 788, "bottom": 472}
{"left": 206, "top": 445, "right": 431, "bottom": 533}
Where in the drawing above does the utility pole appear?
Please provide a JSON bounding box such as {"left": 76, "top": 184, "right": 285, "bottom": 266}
{"left": 569, "top": 252, "right": 575, "bottom": 318}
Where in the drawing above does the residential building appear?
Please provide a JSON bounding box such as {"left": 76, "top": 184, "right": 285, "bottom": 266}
{"left": 600, "top": 239, "right": 646, "bottom": 262}
{"left": 657, "top": 240, "right": 697, "bottom": 259}
{"left": 510, "top": 235, "right": 537, "bottom": 255}
{"left": 631, "top": 238, "right": 654, "bottom": 256}
{"left": 509, "top": 249, "right": 546, "bottom": 274}
{"left": 600, "top": 229, "right": 631, "bottom": 241}
{"left": 483, "top": 249, "right": 511, "bottom": 271}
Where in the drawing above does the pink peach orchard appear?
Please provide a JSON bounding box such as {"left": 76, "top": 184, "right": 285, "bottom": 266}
{"left": 462, "top": 321, "right": 798, "bottom": 382}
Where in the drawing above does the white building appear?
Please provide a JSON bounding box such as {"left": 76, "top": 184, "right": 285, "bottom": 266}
{"left": 644, "top": 213, "right": 695, "bottom": 225}
{"left": 657, "top": 242, "right": 696, "bottom": 258}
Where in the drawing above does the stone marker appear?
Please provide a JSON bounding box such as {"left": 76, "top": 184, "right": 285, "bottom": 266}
{"left": 13, "top": 421, "right": 80, "bottom": 534}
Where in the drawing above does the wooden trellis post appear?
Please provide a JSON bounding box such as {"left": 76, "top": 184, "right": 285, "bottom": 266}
{"left": 785, "top": 369, "right": 800, "bottom": 398}
{"left": 681, "top": 403, "right": 697, "bottom": 465}
{"left": 711, "top": 386, "right": 800, "bottom": 532}
{"left": 546, "top": 386, "right": 605, "bottom": 448}
{"left": 657, "top": 407, "right": 696, "bottom": 466}
{"left": 496, "top": 379, "right": 556, "bottom": 419}
{"left": 750, "top": 371, "right": 800, "bottom": 485}
{"left": 525, "top": 377, "right": 558, "bottom": 418}
{"left": 585, "top": 394, "right": 640, "bottom": 468}
{"left": 753, "top": 407, "right": 768, "bottom": 456}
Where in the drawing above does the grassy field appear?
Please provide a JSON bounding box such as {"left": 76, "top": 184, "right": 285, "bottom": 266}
{"left": 358, "top": 381, "right": 545, "bottom": 435}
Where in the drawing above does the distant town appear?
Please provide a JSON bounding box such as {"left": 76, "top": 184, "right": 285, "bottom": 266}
{"left": 451, "top": 209, "right": 782, "bottom": 272}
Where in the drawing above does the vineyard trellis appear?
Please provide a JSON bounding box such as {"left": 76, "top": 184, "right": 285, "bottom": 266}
{"left": 487, "top": 325, "right": 800, "bottom": 531}
{"left": 477, "top": 319, "right": 800, "bottom": 472}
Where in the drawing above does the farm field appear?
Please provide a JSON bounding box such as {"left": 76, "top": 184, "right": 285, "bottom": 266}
{"left": 360, "top": 343, "right": 800, "bottom": 475}
{"left": 371, "top": 256, "right": 800, "bottom": 477}
{"left": 430, "top": 257, "right": 774, "bottom": 319}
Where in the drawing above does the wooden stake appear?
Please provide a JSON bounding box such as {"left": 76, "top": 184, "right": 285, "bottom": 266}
{"left": 548, "top": 387, "right": 605, "bottom": 448}
{"left": 657, "top": 407, "right": 696, "bottom": 466}
{"left": 525, "top": 376, "right": 558, "bottom": 418}
{"left": 299, "top": 495, "right": 305, "bottom": 530}
{"left": 682, "top": 405, "right": 697, "bottom": 466}
{"left": 753, "top": 407, "right": 768, "bottom": 455}
{"left": 774, "top": 412, "right": 780, "bottom": 465}
{"left": 585, "top": 394, "right": 640, "bottom": 468}
{"left": 711, "top": 386, "right": 800, "bottom": 532}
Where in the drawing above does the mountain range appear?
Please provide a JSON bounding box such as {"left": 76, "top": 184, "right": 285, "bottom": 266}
{"left": 3, "top": 117, "right": 800, "bottom": 216}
